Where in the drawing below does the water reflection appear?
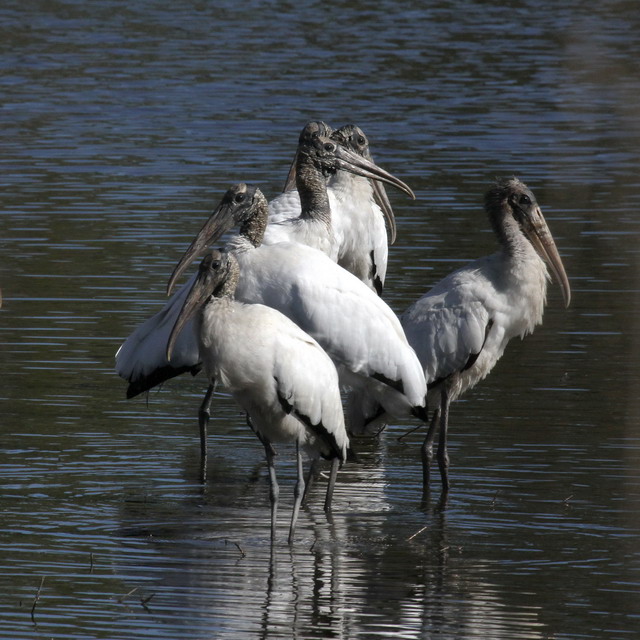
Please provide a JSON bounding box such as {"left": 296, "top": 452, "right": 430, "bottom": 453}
{"left": 114, "top": 452, "right": 552, "bottom": 640}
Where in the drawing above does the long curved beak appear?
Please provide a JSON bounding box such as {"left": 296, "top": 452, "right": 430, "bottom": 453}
{"left": 332, "top": 144, "right": 415, "bottom": 200}
{"left": 524, "top": 207, "right": 571, "bottom": 307}
{"left": 372, "top": 180, "right": 397, "bottom": 244}
{"left": 282, "top": 150, "right": 298, "bottom": 192}
{"left": 166, "top": 268, "right": 212, "bottom": 362}
{"left": 166, "top": 202, "right": 238, "bottom": 297}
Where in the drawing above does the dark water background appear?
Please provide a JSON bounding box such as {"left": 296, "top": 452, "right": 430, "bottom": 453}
{"left": 1, "top": 1, "right": 639, "bottom": 638}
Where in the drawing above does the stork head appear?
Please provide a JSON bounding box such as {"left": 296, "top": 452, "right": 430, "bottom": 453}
{"left": 166, "top": 183, "right": 266, "bottom": 296}
{"left": 166, "top": 249, "right": 238, "bottom": 362}
{"left": 286, "top": 121, "right": 415, "bottom": 200}
{"left": 487, "top": 177, "right": 571, "bottom": 307}
{"left": 331, "top": 124, "right": 370, "bottom": 158}
{"left": 282, "top": 121, "right": 334, "bottom": 191}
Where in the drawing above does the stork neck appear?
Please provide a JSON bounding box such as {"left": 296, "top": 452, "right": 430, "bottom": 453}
{"left": 239, "top": 200, "right": 268, "bottom": 248}
{"left": 212, "top": 258, "right": 240, "bottom": 301}
{"left": 296, "top": 153, "right": 332, "bottom": 227}
{"left": 491, "top": 205, "right": 534, "bottom": 262}
{"left": 494, "top": 211, "right": 548, "bottom": 307}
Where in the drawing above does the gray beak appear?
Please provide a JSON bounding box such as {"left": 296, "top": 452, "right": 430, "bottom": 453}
{"left": 166, "top": 250, "right": 227, "bottom": 361}
{"left": 524, "top": 206, "right": 571, "bottom": 307}
{"left": 332, "top": 143, "right": 415, "bottom": 201}
{"left": 166, "top": 188, "right": 258, "bottom": 296}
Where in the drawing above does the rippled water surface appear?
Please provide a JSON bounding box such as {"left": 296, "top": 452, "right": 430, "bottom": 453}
{"left": 2, "top": 1, "right": 640, "bottom": 638}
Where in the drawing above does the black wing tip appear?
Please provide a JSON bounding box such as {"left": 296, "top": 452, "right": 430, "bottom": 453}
{"left": 295, "top": 409, "right": 345, "bottom": 463}
{"left": 411, "top": 405, "right": 429, "bottom": 423}
{"left": 371, "top": 371, "right": 405, "bottom": 395}
{"left": 125, "top": 363, "right": 202, "bottom": 398}
{"left": 275, "top": 378, "right": 345, "bottom": 463}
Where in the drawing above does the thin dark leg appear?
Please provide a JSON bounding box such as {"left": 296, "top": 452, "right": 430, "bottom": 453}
{"left": 198, "top": 383, "right": 215, "bottom": 483}
{"left": 421, "top": 407, "right": 440, "bottom": 491}
{"left": 324, "top": 457, "right": 339, "bottom": 512}
{"left": 302, "top": 458, "right": 318, "bottom": 505}
{"left": 264, "top": 437, "right": 279, "bottom": 542}
{"left": 288, "top": 440, "right": 305, "bottom": 544}
{"left": 246, "top": 414, "right": 277, "bottom": 458}
{"left": 437, "top": 389, "right": 451, "bottom": 494}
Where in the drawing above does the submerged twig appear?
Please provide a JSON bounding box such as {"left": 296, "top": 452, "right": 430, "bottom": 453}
{"left": 397, "top": 423, "right": 424, "bottom": 442}
{"left": 140, "top": 593, "right": 156, "bottom": 611}
{"left": 30, "top": 576, "right": 45, "bottom": 623}
{"left": 225, "top": 539, "right": 246, "bottom": 558}
{"left": 117, "top": 587, "right": 139, "bottom": 604}
{"left": 407, "top": 526, "right": 428, "bottom": 542}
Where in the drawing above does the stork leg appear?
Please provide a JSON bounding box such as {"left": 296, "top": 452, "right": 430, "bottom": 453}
{"left": 263, "top": 437, "right": 279, "bottom": 543}
{"left": 324, "top": 457, "right": 339, "bottom": 512}
{"left": 437, "top": 388, "right": 451, "bottom": 493}
{"left": 302, "top": 458, "right": 318, "bottom": 505}
{"left": 198, "top": 383, "right": 215, "bottom": 482}
{"left": 421, "top": 407, "right": 440, "bottom": 491}
{"left": 246, "top": 414, "right": 277, "bottom": 458}
{"left": 288, "top": 440, "right": 305, "bottom": 544}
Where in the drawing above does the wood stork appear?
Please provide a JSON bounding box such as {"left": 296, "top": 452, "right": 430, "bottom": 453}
{"left": 265, "top": 120, "right": 414, "bottom": 263}
{"left": 167, "top": 248, "right": 349, "bottom": 543}
{"left": 167, "top": 183, "right": 427, "bottom": 451}
{"left": 399, "top": 177, "right": 570, "bottom": 493}
{"left": 115, "top": 122, "right": 414, "bottom": 400}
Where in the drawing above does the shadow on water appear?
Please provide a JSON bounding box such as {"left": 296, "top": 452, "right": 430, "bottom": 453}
{"left": 2, "top": 0, "right": 640, "bottom": 638}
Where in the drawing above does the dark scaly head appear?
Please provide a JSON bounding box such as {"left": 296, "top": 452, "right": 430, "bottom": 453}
{"left": 485, "top": 177, "right": 570, "bottom": 307}
{"left": 166, "top": 249, "right": 239, "bottom": 361}
{"left": 166, "top": 183, "right": 267, "bottom": 296}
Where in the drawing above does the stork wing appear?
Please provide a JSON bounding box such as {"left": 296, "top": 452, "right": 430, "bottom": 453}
{"left": 272, "top": 325, "right": 348, "bottom": 461}
{"left": 402, "top": 293, "right": 492, "bottom": 386}
{"left": 115, "top": 273, "right": 201, "bottom": 397}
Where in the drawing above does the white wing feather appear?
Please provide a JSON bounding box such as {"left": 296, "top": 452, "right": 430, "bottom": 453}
{"left": 231, "top": 240, "right": 426, "bottom": 412}
{"left": 115, "top": 273, "right": 200, "bottom": 395}
{"left": 203, "top": 301, "right": 348, "bottom": 460}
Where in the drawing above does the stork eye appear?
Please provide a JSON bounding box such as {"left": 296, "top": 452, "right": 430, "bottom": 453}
{"left": 519, "top": 194, "right": 532, "bottom": 206}
{"left": 234, "top": 192, "right": 246, "bottom": 204}
{"left": 323, "top": 142, "right": 335, "bottom": 152}
{"left": 356, "top": 135, "right": 366, "bottom": 146}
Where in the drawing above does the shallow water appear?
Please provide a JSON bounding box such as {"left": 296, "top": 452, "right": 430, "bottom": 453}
{"left": 2, "top": 1, "right": 640, "bottom": 638}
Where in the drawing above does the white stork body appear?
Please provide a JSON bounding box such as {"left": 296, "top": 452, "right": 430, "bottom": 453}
{"left": 265, "top": 173, "right": 391, "bottom": 289}
{"left": 167, "top": 250, "right": 348, "bottom": 543}
{"left": 200, "top": 295, "right": 345, "bottom": 454}
{"left": 117, "top": 229, "right": 426, "bottom": 416}
{"left": 225, "top": 231, "right": 427, "bottom": 421}
{"left": 402, "top": 247, "right": 549, "bottom": 404}
{"left": 329, "top": 170, "right": 389, "bottom": 294}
